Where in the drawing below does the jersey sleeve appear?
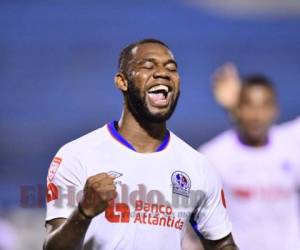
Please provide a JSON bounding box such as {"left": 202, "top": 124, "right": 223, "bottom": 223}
{"left": 191, "top": 159, "right": 232, "bottom": 241}
{"left": 278, "top": 117, "right": 300, "bottom": 187}
{"left": 45, "top": 144, "right": 86, "bottom": 222}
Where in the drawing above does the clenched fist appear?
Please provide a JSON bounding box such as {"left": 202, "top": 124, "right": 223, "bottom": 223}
{"left": 79, "top": 173, "right": 117, "bottom": 219}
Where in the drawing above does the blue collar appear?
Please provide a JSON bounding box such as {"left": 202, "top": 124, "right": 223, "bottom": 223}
{"left": 107, "top": 121, "right": 170, "bottom": 152}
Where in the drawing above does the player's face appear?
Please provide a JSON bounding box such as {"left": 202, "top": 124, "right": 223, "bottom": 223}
{"left": 124, "top": 43, "right": 180, "bottom": 123}
{"left": 235, "top": 85, "right": 277, "bottom": 142}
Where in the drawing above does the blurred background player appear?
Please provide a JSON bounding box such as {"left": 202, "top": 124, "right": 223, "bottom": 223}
{"left": 199, "top": 64, "right": 300, "bottom": 250}
{"left": 211, "top": 63, "right": 300, "bottom": 142}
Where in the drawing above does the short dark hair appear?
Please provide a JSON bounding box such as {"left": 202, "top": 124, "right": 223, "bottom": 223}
{"left": 241, "top": 74, "right": 276, "bottom": 94}
{"left": 118, "top": 38, "right": 169, "bottom": 74}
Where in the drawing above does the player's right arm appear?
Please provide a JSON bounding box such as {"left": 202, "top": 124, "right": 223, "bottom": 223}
{"left": 43, "top": 173, "right": 117, "bottom": 250}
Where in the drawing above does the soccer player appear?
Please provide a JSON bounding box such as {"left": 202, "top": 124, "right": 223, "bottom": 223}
{"left": 43, "top": 39, "right": 238, "bottom": 250}
{"left": 199, "top": 64, "right": 300, "bottom": 250}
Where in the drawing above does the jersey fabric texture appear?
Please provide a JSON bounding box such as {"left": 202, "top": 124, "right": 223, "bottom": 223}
{"left": 46, "top": 122, "right": 232, "bottom": 250}
{"left": 199, "top": 126, "right": 300, "bottom": 250}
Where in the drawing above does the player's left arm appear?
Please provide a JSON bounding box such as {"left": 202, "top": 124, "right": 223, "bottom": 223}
{"left": 201, "top": 233, "right": 238, "bottom": 250}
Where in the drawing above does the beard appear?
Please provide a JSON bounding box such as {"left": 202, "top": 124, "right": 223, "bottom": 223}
{"left": 125, "top": 80, "right": 180, "bottom": 124}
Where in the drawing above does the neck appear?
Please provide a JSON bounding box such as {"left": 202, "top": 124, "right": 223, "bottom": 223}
{"left": 117, "top": 108, "right": 168, "bottom": 153}
{"left": 237, "top": 131, "right": 269, "bottom": 147}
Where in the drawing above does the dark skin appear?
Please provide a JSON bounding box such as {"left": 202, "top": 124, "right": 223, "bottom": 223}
{"left": 44, "top": 42, "right": 237, "bottom": 250}
{"left": 44, "top": 173, "right": 117, "bottom": 250}
{"left": 115, "top": 43, "right": 180, "bottom": 152}
{"left": 202, "top": 235, "right": 238, "bottom": 250}
{"left": 211, "top": 63, "right": 277, "bottom": 148}
{"left": 182, "top": 219, "right": 237, "bottom": 250}
{"left": 235, "top": 85, "right": 277, "bottom": 147}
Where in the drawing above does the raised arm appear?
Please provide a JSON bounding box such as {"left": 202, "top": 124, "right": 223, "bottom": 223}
{"left": 211, "top": 63, "right": 241, "bottom": 113}
{"left": 43, "top": 173, "right": 117, "bottom": 250}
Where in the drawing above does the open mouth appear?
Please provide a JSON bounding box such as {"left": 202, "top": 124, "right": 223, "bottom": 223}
{"left": 147, "top": 84, "right": 173, "bottom": 107}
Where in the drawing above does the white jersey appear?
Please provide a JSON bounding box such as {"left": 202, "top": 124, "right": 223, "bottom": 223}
{"left": 199, "top": 127, "right": 300, "bottom": 250}
{"left": 279, "top": 116, "right": 300, "bottom": 146}
{"left": 46, "top": 122, "right": 232, "bottom": 250}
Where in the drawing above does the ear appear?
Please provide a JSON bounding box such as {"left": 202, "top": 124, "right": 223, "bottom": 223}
{"left": 115, "top": 73, "right": 128, "bottom": 92}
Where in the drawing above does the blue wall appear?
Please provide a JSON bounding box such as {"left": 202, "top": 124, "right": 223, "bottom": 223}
{"left": 1, "top": 1, "right": 300, "bottom": 208}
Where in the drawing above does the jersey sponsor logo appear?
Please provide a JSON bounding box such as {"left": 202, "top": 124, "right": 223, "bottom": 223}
{"left": 134, "top": 200, "right": 184, "bottom": 230}
{"left": 46, "top": 182, "right": 59, "bottom": 202}
{"left": 104, "top": 200, "right": 184, "bottom": 230}
{"left": 171, "top": 171, "right": 191, "bottom": 197}
{"left": 232, "top": 188, "right": 253, "bottom": 199}
{"left": 105, "top": 201, "right": 130, "bottom": 223}
{"left": 47, "top": 157, "right": 62, "bottom": 182}
{"left": 232, "top": 186, "right": 292, "bottom": 200}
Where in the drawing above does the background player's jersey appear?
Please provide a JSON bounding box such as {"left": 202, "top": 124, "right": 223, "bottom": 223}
{"left": 279, "top": 116, "right": 300, "bottom": 146}
{"left": 46, "top": 123, "right": 232, "bottom": 250}
{"left": 199, "top": 127, "right": 300, "bottom": 250}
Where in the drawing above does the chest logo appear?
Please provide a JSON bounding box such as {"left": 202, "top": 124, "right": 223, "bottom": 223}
{"left": 171, "top": 171, "right": 191, "bottom": 197}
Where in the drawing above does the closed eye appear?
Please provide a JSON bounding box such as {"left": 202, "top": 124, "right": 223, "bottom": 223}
{"left": 166, "top": 63, "right": 177, "bottom": 72}
{"left": 140, "top": 61, "right": 154, "bottom": 69}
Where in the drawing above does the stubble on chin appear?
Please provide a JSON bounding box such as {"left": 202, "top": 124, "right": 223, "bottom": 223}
{"left": 124, "top": 81, "right": 180, "bottom": 124}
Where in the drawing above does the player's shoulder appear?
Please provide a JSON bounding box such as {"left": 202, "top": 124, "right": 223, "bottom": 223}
{"left": 270, "top": 122, "right": 299, "bottom": 151}
{"left": 275, "top": 117, "right": 300, "bottom": 141}
{"left": 198, "top": 129, "right": 236, "bottom": 154}
{"left": 57, "top": 124, "right": 108, "bottom": 156}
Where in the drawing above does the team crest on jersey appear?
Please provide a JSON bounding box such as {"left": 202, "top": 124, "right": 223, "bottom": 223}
{"left": 171, "top": 171, "right": 191, "bottom": 197}
{"left": 47, "top": 157, "right": 62, "bottom": 182}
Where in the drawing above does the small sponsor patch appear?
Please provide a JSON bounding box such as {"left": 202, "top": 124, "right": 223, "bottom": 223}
{"left": 107, "top": 171, "right": 123, "bottom": 179}
{"left": 171, "top": 171, "right": 191, "bottom": 197}
{"left": 47, "top": 157, "right": 62, "bottom": 182}
{"left": 46, "top": 182, "right": 59, "bottom": 202}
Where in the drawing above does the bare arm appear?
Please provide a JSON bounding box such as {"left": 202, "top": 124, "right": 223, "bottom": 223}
{"left": 201, "top": 233, "right": 238, "bottom": 250}
{"left": 43, "top": 212, "right": 91, "bottom": 250}
{"left": 43, "top": 173, "right": 117, "bottom": 250}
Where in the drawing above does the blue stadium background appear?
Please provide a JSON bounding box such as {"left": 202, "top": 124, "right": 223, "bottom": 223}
{"left": 1, "top": 1, "right": 300, "bottom": 210}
